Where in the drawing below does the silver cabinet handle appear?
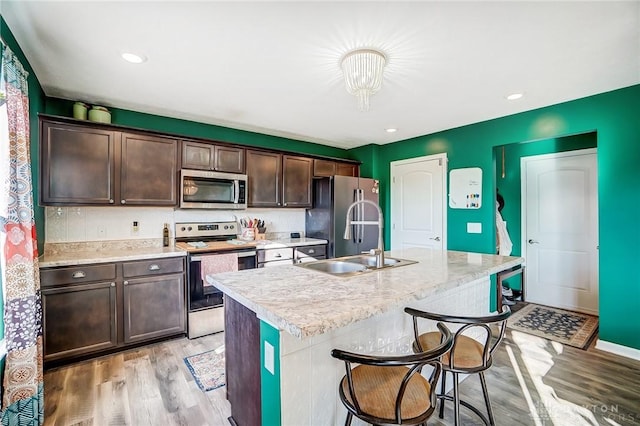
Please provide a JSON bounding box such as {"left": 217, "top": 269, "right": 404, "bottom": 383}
{"left": 109, "top": 199, "right": 114, "bottom": 204}
{"left": 429, "top": 237, "right": 441, "bottom": 241}
{"left": 275, "top": 253, "right": 282, "bottom": 258}
{"left": 148, "top": 264, "right": 160, "bottom": 271}
{"left": 124, "top": 280, "right": 129, "bottom": 286}
{"left": 72, "top": 271, "right": 86, "bottom": 279}
{"left": 110, "top": 282, "right": 115, "bottom": 287}
{"left": 121, "top": 200, "right": 126, "bottom": 204}
{"left": 528, "top": 239, "right": 539, "bottom": 244}
{"left": 308, "top": 249, "right": 315, "bottom": 254}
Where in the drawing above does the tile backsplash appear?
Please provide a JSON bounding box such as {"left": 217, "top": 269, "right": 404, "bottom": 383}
{"left": 44, "top": 207, "right": 306, "bottom": 243}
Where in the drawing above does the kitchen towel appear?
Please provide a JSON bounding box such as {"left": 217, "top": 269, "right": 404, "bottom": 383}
{"left": 200, "top": 253, "right": 238, "bottom": 287}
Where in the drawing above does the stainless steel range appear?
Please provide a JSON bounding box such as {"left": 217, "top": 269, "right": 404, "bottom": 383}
{"left": 175, "top": 221, "right": 257, "bottom": 339}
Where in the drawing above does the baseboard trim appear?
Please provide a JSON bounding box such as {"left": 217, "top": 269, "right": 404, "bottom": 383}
{"left": 595, "top": 339, "right": 640, "bottom": 361}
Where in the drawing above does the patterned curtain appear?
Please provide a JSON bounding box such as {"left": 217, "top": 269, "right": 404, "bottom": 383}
{"left": 0, "top": 42, "right": 44, "bottom": 425}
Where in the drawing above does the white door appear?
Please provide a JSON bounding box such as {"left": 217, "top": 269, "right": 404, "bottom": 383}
{"left": 522, "top": 149, "right": 599, "bottom": 315}
{"left": 391, "top": 154, "right": 446, "bottom": 250}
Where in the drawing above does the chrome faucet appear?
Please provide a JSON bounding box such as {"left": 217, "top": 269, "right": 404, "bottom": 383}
{"left": 343, "top": 199, "right": 385, "bottom": 268}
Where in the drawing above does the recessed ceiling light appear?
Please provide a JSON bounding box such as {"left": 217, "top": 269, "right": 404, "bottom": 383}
{"left": 506, "top": 92, "right": 524, "bottom": 101}
{"left": 385, "top": 128, "right": 398, "bottom": 133}
{"left": 121, "top": 52, "right": 147, "bottom": 64}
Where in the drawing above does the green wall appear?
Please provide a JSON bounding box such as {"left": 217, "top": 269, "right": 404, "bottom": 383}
{"left": 349, "top": 85, "right": 640, "bottom": 351}
{"left": 45, "top": 97, "right": 353, "bottom": 160}
{"left": 496, "top": 132, "right": 598, "bottom": 291}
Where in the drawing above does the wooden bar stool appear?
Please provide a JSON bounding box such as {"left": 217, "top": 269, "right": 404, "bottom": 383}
{"left": 404, "top": 306, "right": 511, "bottom": 426}
{"left": 331, "top": 322, "right": 453, "bottom": 426}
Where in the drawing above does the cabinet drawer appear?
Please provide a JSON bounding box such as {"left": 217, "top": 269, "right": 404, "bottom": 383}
{"left": 258, "top": 259, "right": 294, "bottom": 268}
{"left": 258, "top": 248, "right": 293, "bottom": 263}
{"left": 40, "top": 263, "right": 116, "bottom": 286}
{"left": 295, "top": 245, "right": 326, "bottom": 258}
{"left": 122, "top": 257, "right": 184, "bottom": 278}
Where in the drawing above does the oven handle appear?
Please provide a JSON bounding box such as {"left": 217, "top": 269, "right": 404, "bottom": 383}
{"left": 191, "top": 250, "right": 256, "bottom": 261}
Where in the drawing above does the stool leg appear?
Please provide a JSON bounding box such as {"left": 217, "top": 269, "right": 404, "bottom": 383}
{"left": 479, "top": 371, "right": 495, "bottom": 425}
{"left": 453, "top": 372, "right": 460, "bottom": 426}
{"left": 344, "top": 412, "right": 352, "bottom": 426}
{"left": 438, "top": 370, "right": 447, "bottom": 418}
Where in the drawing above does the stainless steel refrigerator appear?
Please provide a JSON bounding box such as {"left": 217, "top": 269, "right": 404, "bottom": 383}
{"left": 305, "top": 176, "right": 380, "bottom": 258}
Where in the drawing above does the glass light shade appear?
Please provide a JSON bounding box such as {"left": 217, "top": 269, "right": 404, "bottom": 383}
{"left": 341, "top": 49, "right": 387, "bottom": 111}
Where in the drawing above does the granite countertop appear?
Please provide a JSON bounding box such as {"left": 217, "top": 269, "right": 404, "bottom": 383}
{"left": 39, "top": 237, "right": 328, "bottom": 268}
{"left": 209, "top": 247, "right": 523, "bottom": 339}
{"left": 175, "top": 237, "right": 327, "bottom": 253}
{"left": 39, "top": 246, "right": 186, "bottom": 268}
{"left": 257, "top": 237, "right": 327, "bottom": 249}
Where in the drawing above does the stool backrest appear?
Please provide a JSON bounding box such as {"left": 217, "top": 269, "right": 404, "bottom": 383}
{"left": 404, "top": 306, "right": 511, "bottom": 372}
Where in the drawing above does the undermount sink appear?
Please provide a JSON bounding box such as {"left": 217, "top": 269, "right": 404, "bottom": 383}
{"left": 297, "top": 254, "right": 417, "bottom": 277}
{"left": 301, "top": 261, "right": 369, "bottom": 276}
{"left": 343, "top": 255, "right": 401, "bottom": 267}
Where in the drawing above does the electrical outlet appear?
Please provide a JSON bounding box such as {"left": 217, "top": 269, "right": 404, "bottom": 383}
{"left": 132, "top": 221, "right": 139, "bottom": 234}
{"left": 264, "top": 341, "right": 275, "bottom": 375}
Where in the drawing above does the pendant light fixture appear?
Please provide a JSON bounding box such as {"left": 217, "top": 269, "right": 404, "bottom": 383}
{"left": 341, "top": 48, "right": 387, "bottom": 111}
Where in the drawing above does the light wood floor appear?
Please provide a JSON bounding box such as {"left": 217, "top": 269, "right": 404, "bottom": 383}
{"left": 44, "top": 328, "right": 640, "bottom": 426}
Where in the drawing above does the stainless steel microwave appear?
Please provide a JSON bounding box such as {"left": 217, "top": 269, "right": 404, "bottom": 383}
{"left": 180, "top": 169, "right": 247, "bottom": 209}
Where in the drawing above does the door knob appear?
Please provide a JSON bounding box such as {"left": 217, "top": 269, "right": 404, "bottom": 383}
{"left": 528, "top": 239, "right": 539, "bottom": 244}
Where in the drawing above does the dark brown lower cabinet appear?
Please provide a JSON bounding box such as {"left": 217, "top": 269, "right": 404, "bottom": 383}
{"left": 40, "top": 256, "right": 186, "bottom": 364}
{"left": 42, "top": 281, "right": 118, "bottom": 362}
{"left": 225, "top": 297, "right": 261, "bottom": 426}
{"left": 123, "top": 273, "right": 185, "bottom": 344}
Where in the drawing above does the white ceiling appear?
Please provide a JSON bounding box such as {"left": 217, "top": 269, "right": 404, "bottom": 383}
{"left": 3, "top": 1, "right": 640, "bottom": 150}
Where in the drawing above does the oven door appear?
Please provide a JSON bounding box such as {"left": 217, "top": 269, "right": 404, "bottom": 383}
{"left": 188, "top": 250, "right": 256, "bottom": 312}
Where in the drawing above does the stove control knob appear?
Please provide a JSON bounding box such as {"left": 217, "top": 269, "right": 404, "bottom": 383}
{"left": 180, "top": 226, "right": 186, "bottom": 231}
{"left": 224, "top": 225, "right": 229, "bottom": 230}
{"left": 187, "top": 226, "right": 193, "bottom": 231}
{"left": 229, "top": 224, "right": 235, "bottom": 230}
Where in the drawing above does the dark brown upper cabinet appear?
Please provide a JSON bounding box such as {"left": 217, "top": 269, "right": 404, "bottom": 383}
{"left": 282, "top": 155, "right": 313, "bottom": 207}
{"left": 313, "top": 158, "right": 359, "bottom": 177}
{"left": 40, "top": 118, "right": 178, "bottom": 206}
{"left": 181, "top": 140, "right": 245, "bottom": 174}
{"left": 246, "top": 150, "right": 282, "bottom": 207}
{"left": 336, "top": 162, "right": 358, "bottom": 177}
{"left": 40, "top": 120, "right": 117, "bottom": 205}
{"left": 120, "top": 133, "right": 178, "bottom": 206}
{"left": 246, "top": 150, "right": 312, "bottom": 208}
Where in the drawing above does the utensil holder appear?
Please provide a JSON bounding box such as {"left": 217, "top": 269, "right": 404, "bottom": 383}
{"left": 240, "top": 227, "right": 255, "bottom": 241}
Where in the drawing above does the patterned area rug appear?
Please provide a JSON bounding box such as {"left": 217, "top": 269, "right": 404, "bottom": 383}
{"left": 508, "top": 304, "right": 598, "bottom": 350}
{"left": 184, "top": 349, "right": 225, "bottom": 392}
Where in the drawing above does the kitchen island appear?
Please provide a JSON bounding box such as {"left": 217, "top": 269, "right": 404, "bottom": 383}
{"left": 209, "top": 247, "right": 523, "bottom": 426}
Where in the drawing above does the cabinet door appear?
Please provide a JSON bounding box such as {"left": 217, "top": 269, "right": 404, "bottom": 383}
{"left": 40, "top": 120, "right": 117, "bottom": 205}
{"left": 120, "top": 133, "right": 178, "bottom": 206}
{"left": 336, "top": 162, "right": 358, "bottom": 177}
{"left": 282, "top": 155, "right": 312, "bottom": 207}
{"left": 313, "top": 159, "right": 337, "bottom": 177}
{"left": 215, "top": 146, "right": 245, "bottom": 173}
{"left": 122, "top": 273, "right": 185, "bottom": 344}
{"left": 182, "top": 141, "right": 215, "bottom": 170}
{"left": 42, "top": 281, "right": 118, "bottom": 362}
{"left": 246, "top": 150, "right": 281, "bottom": 207}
